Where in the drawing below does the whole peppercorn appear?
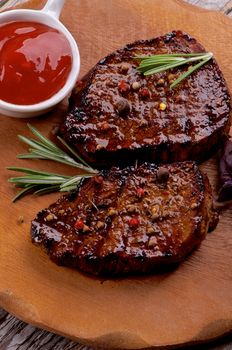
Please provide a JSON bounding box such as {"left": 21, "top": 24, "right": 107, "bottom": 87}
{"left": 75, "top": 219, "right": 84, "bottom": 230}
{"left": 45, "top": 213, "right": 54, "bottom": 221}
{"left": 168, "top": 73, "right": 175, "bottom": 82}
{"left": 116, "top": 98, "right": 130, "bottom": 116}
{"left": 157, "top": 78, "right": 165, "bottom": 86}
{"left": 139, "top": 87, "right": 150, "bottom": 99}
{"left": 129, "top": 217, "right": 139, "bottom": 228}
{"left": 119, "top": 63, "right": 129, "bottom": 74}
{"left": 132, "top": 81, "right": 141, "bottom": 90}
{"left": 157, "top": 167, "right": 169, "bottom": 182}
{"left": 159, "top": 102, "right": 167, "bottom": 111}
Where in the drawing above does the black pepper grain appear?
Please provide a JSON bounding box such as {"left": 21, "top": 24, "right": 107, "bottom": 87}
{"left": 116, "top": 98, "right": 130, "bottom": 116}
{"left": 157, "top": 167, "right": 169, "bottom": 182}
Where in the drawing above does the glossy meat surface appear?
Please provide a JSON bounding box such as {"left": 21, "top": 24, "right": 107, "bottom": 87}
{"left": 31, "top": 162, "right": 215, "bottom": 275}
{"left": 60, "top": 31, "right": 231, "bottom": 167}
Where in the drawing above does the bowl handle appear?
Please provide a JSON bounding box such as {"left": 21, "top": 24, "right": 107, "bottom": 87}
{"left": 42, "top": 0, "right": 65, "bottom": 19}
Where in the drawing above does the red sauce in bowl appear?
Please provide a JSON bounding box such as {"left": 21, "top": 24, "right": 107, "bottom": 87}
{"left": 0, "top": 21, "right": 72, "bottom": 105}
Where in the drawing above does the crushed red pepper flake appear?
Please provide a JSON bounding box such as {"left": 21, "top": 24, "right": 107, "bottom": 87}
{"left": 136, "top": 187, "right": 145, "bottom": 197}
{"left": 75, "top": 219, "right": 84, "bottom": 230}
{"left": 118, "top": 80, "right": 130, "bottom": 93}
{"left": 139, "top": 87, "right": 150, "bottom": 98}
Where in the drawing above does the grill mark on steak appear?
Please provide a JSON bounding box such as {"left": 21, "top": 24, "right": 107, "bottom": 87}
{"left": 31, "top": 162, "right": 217, "bottom": 276}
{"left": 60, "top": 30, "right": 231, "bottom": 168}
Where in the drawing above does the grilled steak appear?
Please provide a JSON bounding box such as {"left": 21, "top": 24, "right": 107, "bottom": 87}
{"left": 60, "top": 30, "right": 231, "bottom": 168}
{"left": 31, "top": 162, "right": 216, "bottom": 276}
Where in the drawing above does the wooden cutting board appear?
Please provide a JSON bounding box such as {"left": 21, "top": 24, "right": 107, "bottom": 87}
{"left": 1, "top": 1, "right": 232, "bottom": 349}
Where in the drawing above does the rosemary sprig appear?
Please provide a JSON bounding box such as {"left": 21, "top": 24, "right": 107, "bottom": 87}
{"left": 8, "top": 125, "right": 98, "bottom": 201}
{"left": 135, "top": 52, "right": 213, "bottom": 88}
{"left": 7, "top": 168, "right": 87, "bottom": 202}
{"left": 17, "top": 124, "right": 97, "bottom": 174}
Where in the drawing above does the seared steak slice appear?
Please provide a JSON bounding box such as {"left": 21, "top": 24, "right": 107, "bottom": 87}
{"left": 60, "top": 30, "right": 231, "bottom": 168}
{"left": 31, "top": 162, "right": 216, "bottom": 276}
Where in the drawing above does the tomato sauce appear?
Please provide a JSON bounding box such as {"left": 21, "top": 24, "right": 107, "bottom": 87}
{"left": 0, "top": 21, "right": 72, "bottom": 105}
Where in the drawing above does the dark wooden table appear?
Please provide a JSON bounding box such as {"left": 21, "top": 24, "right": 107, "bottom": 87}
{"left": 1, "top": 1, "right": 232, "bottom": 349}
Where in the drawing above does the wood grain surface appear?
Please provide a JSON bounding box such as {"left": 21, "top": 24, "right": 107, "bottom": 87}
{"left": 1, "top": 1, "right": 232, "bottom": 349}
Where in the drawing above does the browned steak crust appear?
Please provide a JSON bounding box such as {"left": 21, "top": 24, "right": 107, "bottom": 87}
{"left": 31, "top": 162, "right": 215, "bottom": 276}
{"left": 60, "top": 30, "right": 231, "bottom": 168}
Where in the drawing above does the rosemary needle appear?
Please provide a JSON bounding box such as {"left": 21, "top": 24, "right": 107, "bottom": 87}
{"left": 17, "top": 123, "right": 97, "bottom": 174}
{"left": 135, "top": 52, "right": 213, "bottom": 88}
{"left": 8, "top": 125, "right": 98, "bottom": 202}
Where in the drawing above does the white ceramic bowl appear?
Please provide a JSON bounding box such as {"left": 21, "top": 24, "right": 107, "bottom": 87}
{"left": 0, "top": 0, "right": 80, "bottom": 118}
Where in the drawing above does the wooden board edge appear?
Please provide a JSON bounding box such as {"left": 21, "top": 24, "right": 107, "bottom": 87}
{"left": 1, "top": 289, "right": 232, "bottom": 350}
{"left": 173, "top": 0, "right": 232, "bottom": 26}
{"left": 0, "top": 289, "right": 149, "bottom": 350}
{"left": 0, "top": 0, "right": 44, "bottom": 12}
{"left": 3, "top": 0, "right": 232, "bottom": 27}
{"left": 2, "top": 0, "right": 232, "bottom": 36}
{"left": 1, "top": 1, "right": 232, "bottom": 349}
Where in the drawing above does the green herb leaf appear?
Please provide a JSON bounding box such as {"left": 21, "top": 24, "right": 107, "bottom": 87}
{"left": 56, "top": 136, "right": 92, "bottom": 168}
{"left": 7, "top": 167, "right": 70, "bottom": 177}
{"left": 169, "top": 56, "right": 212, "bottom": 89}
{"left": 12, "top": 185, "right": 37, "bottom": 203}
{"left": 17, "top": 125, "right": 98, "bottom": 174}
{"left": 27, "top": 124, "right": 60, "bottom": 152}
{"left": 8, "top": 125, "right": 99, "bottom": 201}
{"left": 135, "top": 52, "right": 213, "bottom": 88}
